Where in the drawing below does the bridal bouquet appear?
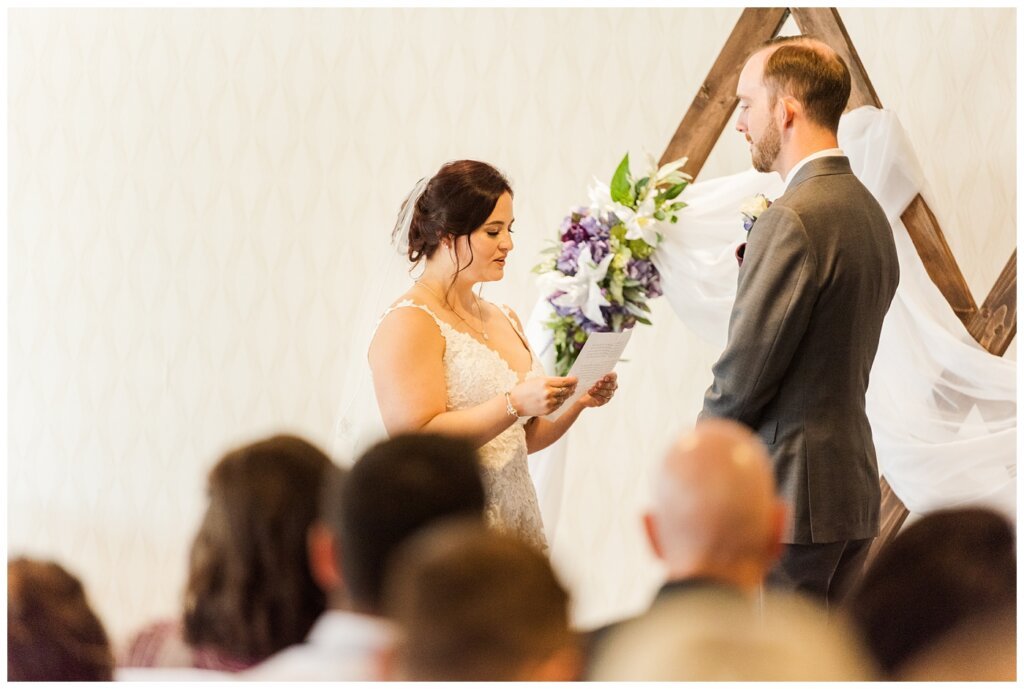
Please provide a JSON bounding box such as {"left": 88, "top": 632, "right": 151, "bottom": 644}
{"left": 534, "top": 154, "right": 691, "bottom": 375}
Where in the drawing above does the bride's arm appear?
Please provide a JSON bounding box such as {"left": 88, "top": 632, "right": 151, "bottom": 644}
{"left": 369, "top": 308, "right": 518, "bottom": 448}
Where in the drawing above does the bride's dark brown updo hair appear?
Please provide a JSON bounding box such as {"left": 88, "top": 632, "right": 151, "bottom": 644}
{"left": 397, "top": 160, "right": 513, "bottom": 265}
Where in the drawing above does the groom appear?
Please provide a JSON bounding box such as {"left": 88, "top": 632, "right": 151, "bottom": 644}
{"left": 700, "top": 37, "right": 899, "bottom": 606}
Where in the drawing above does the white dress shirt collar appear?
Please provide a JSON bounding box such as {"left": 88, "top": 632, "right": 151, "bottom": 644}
{"left": 784, "top": 148, "right": 845, "bottom": 189}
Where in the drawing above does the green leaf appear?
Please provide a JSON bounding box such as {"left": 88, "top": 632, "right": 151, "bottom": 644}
{"left": 628, "top": 239, "right": 654, "bottom": 259}
{"left": 654, "top": 210, "right": 666, "bottom": 221}
{"left": 555, "top": 351, "right": 571, "bottom": 377}
{"left": 610, "top": 154, "right": 635, "bottom": 207}
{"left": 635, "top": 176, "right": 650, "bottom": 199}
{"left": 634, "top": 315, "right": 653, "bottom": 326}
{"left": 662, "top": 182, "right": 687, "bottom": 201}
{"left": 609, "top": 280, "right": 624, "bottom": 304}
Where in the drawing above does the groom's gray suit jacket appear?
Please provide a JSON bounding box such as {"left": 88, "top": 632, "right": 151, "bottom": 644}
{"left": 701, "top": 156, "right": 899, "bottom": 544}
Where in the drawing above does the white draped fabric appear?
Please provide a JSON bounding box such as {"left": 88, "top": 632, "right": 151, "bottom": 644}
{"left": 524, "top": 106, "right": 1016, "bottom": 628}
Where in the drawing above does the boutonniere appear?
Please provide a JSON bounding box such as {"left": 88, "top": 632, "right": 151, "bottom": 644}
{"left": 740, "top": 194, "right": 772, "bottom": 232}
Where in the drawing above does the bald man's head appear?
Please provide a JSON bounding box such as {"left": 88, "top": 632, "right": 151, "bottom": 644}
{"left": 646, "top": 419, "right": 785, "bottom": 585}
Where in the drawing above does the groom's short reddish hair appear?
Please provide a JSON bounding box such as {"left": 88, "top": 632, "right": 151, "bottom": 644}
{"left": 759, "top": 36, "right": 851, "bottom": 134}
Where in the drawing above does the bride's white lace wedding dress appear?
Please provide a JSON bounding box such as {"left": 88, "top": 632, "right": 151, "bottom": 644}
{"left": 376, "top": 299, "right": 550, "bottom": 553}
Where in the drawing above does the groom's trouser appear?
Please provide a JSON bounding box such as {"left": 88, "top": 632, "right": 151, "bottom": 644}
{"left": 766, "top": 538, "right": 873, "bottom": 610}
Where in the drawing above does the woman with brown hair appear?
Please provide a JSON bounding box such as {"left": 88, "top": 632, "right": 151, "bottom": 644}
{"left": 120, "top": 434, "right": 333, "bottom": 672}
{"left": 8, "top": 558, "right": 114, "bottom": 681}
{"left": 364, "top": 160, "right": 618, "bottom": 553}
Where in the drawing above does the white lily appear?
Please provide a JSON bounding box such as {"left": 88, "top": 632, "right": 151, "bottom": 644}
{"left": 617, "top": 195, "right": 661, "bottom": 247}
{"left": 588, "top": 179, "right": 614, "bottom": 214}
{"left": 654, "top": 156, "right": 689, "bottom": 184}
{"left": 537, "top": 244, "right": 614, "bottom": 326}
{"left": 641, "top": 152, "right": 659, "bottom": 186}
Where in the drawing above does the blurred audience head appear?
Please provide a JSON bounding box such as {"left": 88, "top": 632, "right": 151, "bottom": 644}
{"left": 383, "top": 519, "right": 577, "bottom": 681}
{"left": 590, "top": 588, "right": 875, "bottom": 681}
{"left": 305, "top": 462, "right": 350, "bottom": 607}
{"left": 644, "top": 418, "right": 786, "bottom": 591}
{"left": 846, "top": 507, "right": 1015, "bottom": 677}
{"left": 8, "top": 558, "right": 114, "bottom": 681}
{"left": 897, "top": 608, "right": 1016, "bottom": 681}
{"left": 335, "top": 433, "right": 486, "bottom": 614}
{"left": 183, "top": 434, "right": 334, "bottom": 663}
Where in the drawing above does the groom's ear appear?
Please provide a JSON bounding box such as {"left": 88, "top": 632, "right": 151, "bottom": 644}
{"left": 778, "top": 95, "right": 798, "bottom": 130}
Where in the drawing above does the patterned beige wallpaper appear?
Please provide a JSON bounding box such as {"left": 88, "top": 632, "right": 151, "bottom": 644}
{"left": 8, "top": 8, "right": 1015, "bottom": 641}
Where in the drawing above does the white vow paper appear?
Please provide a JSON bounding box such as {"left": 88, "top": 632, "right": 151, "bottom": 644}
{"left": 546, "top": 330, "right": 633, "bottom": 421}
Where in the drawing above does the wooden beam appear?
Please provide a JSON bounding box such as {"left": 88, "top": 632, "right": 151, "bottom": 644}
{"left": 966, "top": 250, "right": 1017, "bottom": 356}
{"left": 790, "top": 8, "right": 882, "bottom": 110}
{"left": 659, "top": 7, "right": 790, "bottom": 177}
{"left": 866, "top": 477, "right": 911, "bottom": 565}
{"left": 901, "top": 194, "right": 979, "bottom": 323}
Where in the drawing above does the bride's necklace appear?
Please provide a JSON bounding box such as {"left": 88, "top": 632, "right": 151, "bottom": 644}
{"left": 416, "top": 281, "right": 489, "bottom": 341}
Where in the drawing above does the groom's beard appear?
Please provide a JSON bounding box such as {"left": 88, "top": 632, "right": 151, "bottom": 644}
{"left": 751, "top": 118, "right": 781, "bottom": 173}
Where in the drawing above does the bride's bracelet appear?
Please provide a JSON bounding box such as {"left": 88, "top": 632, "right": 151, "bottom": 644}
{"left": 504, "top": 392, "right": 519, "bottom": 418}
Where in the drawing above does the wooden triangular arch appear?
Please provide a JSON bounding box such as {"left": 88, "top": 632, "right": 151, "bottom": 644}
{"left": 662, "top": 8, "right": 1017, "bottom": 563}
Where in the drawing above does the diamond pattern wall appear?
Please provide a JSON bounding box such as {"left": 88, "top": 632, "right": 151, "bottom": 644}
{"left": 8, "top": 8, "right": 1015, "bottom": 641}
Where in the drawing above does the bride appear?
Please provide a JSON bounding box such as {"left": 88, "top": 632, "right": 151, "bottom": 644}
{"left": 368, "top": 160, "right": 618, "bottom": 552}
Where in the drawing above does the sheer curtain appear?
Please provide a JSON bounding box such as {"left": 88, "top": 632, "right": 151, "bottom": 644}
{"left": 526, "top": 106, "right": 1016, "bottom": 628}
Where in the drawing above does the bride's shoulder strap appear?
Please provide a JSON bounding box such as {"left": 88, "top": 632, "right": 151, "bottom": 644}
{"left": 496, "top": 303, "right": 522, "bottom": 330}
{"left": 495, "top": 303, "right": 531, "bottom": 346}
{"left": 375, "top": 299, "right": 449, "bottom": 335}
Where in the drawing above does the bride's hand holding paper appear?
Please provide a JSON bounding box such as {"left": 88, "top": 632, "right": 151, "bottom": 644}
{"left": 509, "top": 375, "right": 579, "bottom": 417}
{"left": 546, "top": 329, "right": 631, "bottom": 420}
{"left": 577, "top": 372, "right": 618, "bottom": 409}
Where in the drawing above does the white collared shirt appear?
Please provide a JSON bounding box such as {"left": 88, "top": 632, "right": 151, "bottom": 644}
{"left": 241, "top": 609, "right": 394, "bottom": 681}
{"left": 783, "top": 148, "right": 845, "bottom": 190}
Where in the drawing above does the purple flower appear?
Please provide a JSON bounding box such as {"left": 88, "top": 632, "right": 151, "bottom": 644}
{"left": 579, "top": 213, "right": 603, "bottom": 238}
{"left": 587, "top": 236, "right": 611, "bottom": 263}
{"left": 557, "top": 209, "right": 613, "bottom": 270}
{"left": 560, "top": 219, "right": 588, "bottom": 244}
{"left": 597, "top": 302, "right": 638, "bottom": 332}
{"left": 556, "top": 242, "right": 580, "bottom": 273}
{"left": 549, "top": 297, "right": 605, "bottom": 334}
{"left": 627, "top": 259, "right": 663, "bottom": 298}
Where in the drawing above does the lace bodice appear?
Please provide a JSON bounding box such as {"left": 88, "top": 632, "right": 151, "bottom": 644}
{"left": 376, "top": 299, "right": 549, "bottom": 552}
{"left": 379, "top": 300, "right": 545, "bottom": 466}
